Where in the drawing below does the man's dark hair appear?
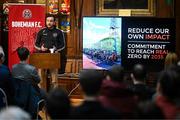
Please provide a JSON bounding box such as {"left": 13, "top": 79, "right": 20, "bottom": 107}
{"left": 79, "top": 69, "right": 104, "bottom": 96}
{"left": 132, "top": 64, "right": 146, "bottom": 81}
{"left": 46, "top": 14, "right": 55, "bottom": 21}
{"left": 46, "top": 87, "right": 70, "bottom": 119}
{"left": 108, "top": 65, "right": 124, "bottom": 82}
{"left": 17, "top": 47, "right": 30, "bottom": 61}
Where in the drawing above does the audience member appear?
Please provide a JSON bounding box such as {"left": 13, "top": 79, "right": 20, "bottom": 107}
{"left": 11, "top": 47, "right": 45, "bottom": 118}
{"left": 12, "top": 47, "right": 45, "bottom": 96}
{"left": 46, "top": 87, "right": 70, "bottom": 119}
{"left": 12, "top": 47, "right": 40, "bottom": 89}
{"left": 0, "top": 46, "right": 14, "bottom": 105}
{"left": 70, "top": 69, "right": 120, "bottom": 119}
{"left": 0, "top": 106, "right": 30, "bottom": 120}
{"left": 99, "top": 65, "right": 137, "bottom": 118}
{"left": 164, "top": 52, "right": 179, "bottom": 69}
{"left": 130, "top": 64, "right": 155, "bottom": 101}
{"left": 155, "top": 67, "right": 180, "bottom": 119}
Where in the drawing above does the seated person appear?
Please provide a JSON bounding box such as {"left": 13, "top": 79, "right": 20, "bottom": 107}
{"left": 0, "top": 46, "right": 14, "bottom": 105}
{"left": 155, "top": 67, "right": 180, "bottom": 119}
{"left": 12, "top": 47, "right": 45, "bottom": 118}
{"left": 130, "top": 64, "right": 155, "bottom": 102}
{"left": 99, "top": 65, "right": 137, "bottom": 118}
{"left": 12, "top": 47, "right": 41, "bottom": 92}
{"left": 70, "top": 69, "right": 121, "bottom": 119}
{"left": 45, "top": 87, "right": 70, "bottom": 119}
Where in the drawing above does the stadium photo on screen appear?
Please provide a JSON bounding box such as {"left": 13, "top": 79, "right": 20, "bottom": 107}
{"left": 83, "top": 17, "right": 122, "bottom": 70}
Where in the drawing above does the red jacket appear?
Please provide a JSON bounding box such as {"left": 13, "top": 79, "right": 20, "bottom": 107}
{"left": 98, "top": 80, "right": 137, "bottom": 118}
{"left": 155, "top": 95, "right": 180, "bottom": 119}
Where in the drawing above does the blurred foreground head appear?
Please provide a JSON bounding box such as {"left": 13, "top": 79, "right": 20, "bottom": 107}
{"left": 0, "top": 106, "right": 30, "bottom": 120}
{"left": 132, "top": 64, "right": 146, "bottom": 82}
{"left": 46, "top": 87, "right": 70, "bottom": 119}
{"left": 79, "top": 69, "right": 104, "bottom": 96}
{"left": 107, "top": 65, "right": 124, "bottom": 82}
{"left": 157, "top": 68, "right": 180, "bottom": 100}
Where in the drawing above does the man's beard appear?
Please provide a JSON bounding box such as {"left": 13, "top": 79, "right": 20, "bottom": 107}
{"left": 47, "top": 25, "right": 54, "bottom": 29}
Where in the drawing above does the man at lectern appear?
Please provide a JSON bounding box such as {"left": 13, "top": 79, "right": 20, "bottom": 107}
{"left": 34, "top": 15, "right": 65, "bottom": 88}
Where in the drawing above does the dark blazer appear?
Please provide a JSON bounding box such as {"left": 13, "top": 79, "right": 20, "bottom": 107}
{"left": 70, "top": 100, "right": 121, "bottom": 119}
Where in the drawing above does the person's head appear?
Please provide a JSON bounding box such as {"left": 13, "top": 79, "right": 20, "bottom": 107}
{"left": 0, "top": 106, "right": 31, "bottom": 120}
{"left": 46, "top": 15, "right": 56, "bottom": 29}
{"left": 0, "top": 46, "right": 5, "bottom": 64}
{"left": 157, "top": 68, "right": 180, "bottom": 100}
{"left": 131, "top": 64, "right": 146, "bottom": 82}
{"left": 79, "top": 69, "right": 104, "bottom": 96}
{"left": 17, "top": 47, "right": 30, "bottom": 61}
{"left": 164, "top": 52, "right": 179, "bottom": 69}
{"left": 107, "top": 65, "right": 124, "bottom": 82}
{"left": 46, "top": 87, "right": 70, "bottom": 119}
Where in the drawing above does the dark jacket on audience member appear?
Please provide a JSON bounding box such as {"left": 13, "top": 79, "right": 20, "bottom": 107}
{"left": 98, "top": 80, "right": 137, "bottom": 118}
{"left": 12, "top": 62, "right": 41, "bottom": 93}
{"left": 70, "top": 100, "right": 121, "bottom": 119}
{"left": 12, "top": 62, "right": 40, "bottom": 85}
{"left": 12, "top": 62, "right": 43, "bottom": 118}
{"left": 0, "top": 64, "right": 14, "bottom": 105}
{"left": 129, "top": 83, "right": 155, "bottom": 101}
{"left": 12, "top": 77, "right": 42, "bottom": 118}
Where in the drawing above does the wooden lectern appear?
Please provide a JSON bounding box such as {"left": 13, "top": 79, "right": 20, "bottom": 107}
{"left": 29, "top": 53, "right": 60, "bottom": 91}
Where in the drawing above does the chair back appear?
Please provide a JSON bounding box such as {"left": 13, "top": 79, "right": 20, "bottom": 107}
{"left": 37, "top": 99, "right": 48, "bottom": 120}
{"left": 0, "top": 88, "right": 8, "bottom": 109}
{"left": 12, "top": 78, "right": 31, "bottom": 110}
{"left": 12, "top": 78, "right": 41, "bottom": 118}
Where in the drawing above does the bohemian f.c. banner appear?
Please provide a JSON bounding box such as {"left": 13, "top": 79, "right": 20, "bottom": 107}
{"left": 8, "top": 4, "right": 45, "bottom": 69}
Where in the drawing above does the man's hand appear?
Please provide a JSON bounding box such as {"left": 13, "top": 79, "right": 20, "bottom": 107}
{"left": 41, "top": 44, "right": 48, "bottom": 51}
